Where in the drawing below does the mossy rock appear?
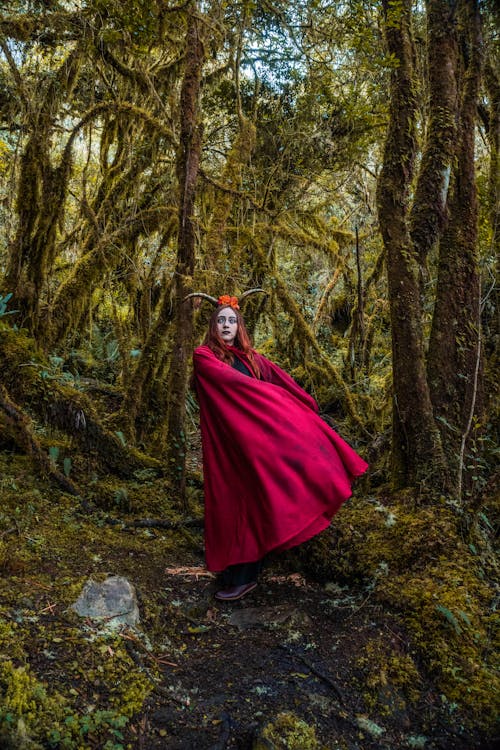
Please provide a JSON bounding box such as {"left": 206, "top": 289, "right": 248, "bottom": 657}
{"left": 290, "top": 494, "right": 463, "bottom": 584}
{"left": 253, "top": 712, "right": 323, "bottom": 750}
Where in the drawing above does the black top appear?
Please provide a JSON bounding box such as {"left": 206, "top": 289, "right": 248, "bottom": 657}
{"left": 231, "top": 353, "right": 252, "bottom": 377}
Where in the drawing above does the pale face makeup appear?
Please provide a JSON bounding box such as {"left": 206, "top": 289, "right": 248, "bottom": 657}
{"left": 216, "top": 306, "right": 238, "bottom": 346}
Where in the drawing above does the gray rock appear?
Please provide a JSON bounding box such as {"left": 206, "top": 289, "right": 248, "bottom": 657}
{"left": 71, "top": 575, "right": 140, "bottom": 627}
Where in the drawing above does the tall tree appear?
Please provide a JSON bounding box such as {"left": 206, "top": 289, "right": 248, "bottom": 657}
{"left": 377, "top": 0, "right": 445, "bottom": 488}
{"left": 164, "top": 4, "right": 205, "bottom": 502}
{"left": 427, "top": 0, "right": 484, "bottom": 496}
{"left": 409, "top": 0, "right": 458, "bottom": 285}
{"left": 378, "top": 0, "right": 485, "bottom": 493}
{"left": 2, "top": 39, "right": 84, "bottom": 335}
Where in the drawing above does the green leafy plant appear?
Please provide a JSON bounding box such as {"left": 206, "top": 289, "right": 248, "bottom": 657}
{"left": 63, "top": 457, "right": 72, "bottom": 477}
{"left": 115, "top": 431, "right": 127, "bottom": 446}
{"left": 48, "top": 446, "right": 60, "bottom": 464}
{"left": 0, "top": 293, "right": 18, "bottom": 317}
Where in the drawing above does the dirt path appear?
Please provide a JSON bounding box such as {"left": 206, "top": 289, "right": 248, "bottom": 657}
{"left": 122, "top": 563, "right": 489, "bottom": 750}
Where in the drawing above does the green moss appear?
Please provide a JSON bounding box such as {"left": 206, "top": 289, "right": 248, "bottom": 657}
{"left": 382, "top": 563, "right": 498, "bottom": 725}
{"left": 0, "top": 642, "right": 151, "bottom": 747}
{"left": 0, "top": 618, "right": 25, "bottom": 662}
{"left": 254, "top": 712, "right": 322, "bottom": 750}
{"left": 0, "top": 661, "right": 67, "bottom": 748}
{"left": 355, "top": 636, "right": 421, "bottom": 716}
{"left": 293, "top": 493, "right": 498, "bottom": 729}
{"left": 0, "top": 454, "right": 180, "bottom": 748}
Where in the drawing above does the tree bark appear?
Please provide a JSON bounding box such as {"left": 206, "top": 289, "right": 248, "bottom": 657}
{"left": 484, "top": 58, "right": 500, "bottom": 262}
{"left": 377, "top": 0, "right": 445, "bottom": 489}
{"left": 164, "top": 6, "right": 205, "bottom": 504}
{"left": 427, "top": 0, "right": 484, "bottom": 489}
{"left": 482, "top": 52, "right": 499, "bottom": 366}
{"left": 409, "top": 0, "right": 458, "bottom": 286}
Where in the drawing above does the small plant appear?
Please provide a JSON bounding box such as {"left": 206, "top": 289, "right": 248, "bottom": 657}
{"left": 48, "top": 447, "right": 72, "bottom": 478}
{"left": 114, "top": 487, "right": 130, "bottom": 511}
{"left": 0, "top": 293, "right": 18, "bottom": 318}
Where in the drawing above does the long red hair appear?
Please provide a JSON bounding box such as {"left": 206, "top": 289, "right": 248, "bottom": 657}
{"left": 203, "top": 306, "right": 260, "bottom": 378}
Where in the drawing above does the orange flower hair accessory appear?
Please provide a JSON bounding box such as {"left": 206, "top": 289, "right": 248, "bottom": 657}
{"left": 217, "top": 294, "right": 240, "bottom": 310}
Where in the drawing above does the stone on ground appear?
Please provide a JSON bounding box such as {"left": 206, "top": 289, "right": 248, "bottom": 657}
{"left": 71, "top": 575, "right": 140, "bottom": 627}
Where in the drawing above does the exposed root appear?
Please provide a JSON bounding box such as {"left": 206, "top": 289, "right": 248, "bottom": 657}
{"left": 0, "top": 384, "right": 81, "bottom": 496}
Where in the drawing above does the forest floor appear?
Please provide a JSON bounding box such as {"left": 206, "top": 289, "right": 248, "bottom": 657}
{"left": 0, "top": 448, "right": 498, "bottom": 750}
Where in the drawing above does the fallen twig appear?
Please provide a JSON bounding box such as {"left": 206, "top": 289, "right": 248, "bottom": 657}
{"left": 22, "top": 578, "right": 52, "bottom": 591}
{"left": 123, "top": 638, "right": 190, "bottom": 706}
{"left": 0, "top": 527, "right": 17, "bottom": 539}
{"left": 342, "top": 589, "right": 374, "bottom": 620}
{"left": 164, "top": 565, "right": 214, "bottom": 578}
{"left": 105, "top": 517, "right": 204, "bottom": 530}
{"left": 279, "top": 644, "right": 345, "bottom": 704}
{"left": 121, "top": 631, "right": 179, "bottom": 668}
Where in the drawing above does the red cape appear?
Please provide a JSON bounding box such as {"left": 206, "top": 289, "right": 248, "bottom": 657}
{"left": 193, "top": 345, "right": 368, "bottom": 571}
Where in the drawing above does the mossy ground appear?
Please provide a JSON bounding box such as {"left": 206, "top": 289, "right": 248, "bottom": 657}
{"left": 0, "top": 448, "right": 498, "bottom": 749}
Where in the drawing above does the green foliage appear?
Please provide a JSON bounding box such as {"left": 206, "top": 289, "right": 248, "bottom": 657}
{"left": 63, "top": 457, "right": 72, "bottom": 478}
{"left": 48, "top": 446, "right": 59, "bottom": 464}
{"left": 0, "top": 658, "right": 133, "bottom": 749}
{"left": 435, "top": 604, "right": 462, "bottom": 634}
{"left": 0, "top": 293, "right": 18, "bottom": 318}
{"left": 113, "top": 486, "right": 130, "bottom": 511}
{"left": 115, "top": 431, "right": 127, "bottom": 447}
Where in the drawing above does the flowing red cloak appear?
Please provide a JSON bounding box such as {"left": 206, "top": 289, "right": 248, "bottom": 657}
{"left": 193, "top": 345, "right": 368, "bottom": 571}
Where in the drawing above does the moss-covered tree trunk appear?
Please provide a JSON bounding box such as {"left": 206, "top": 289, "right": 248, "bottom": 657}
{"left": 483, "top": 50, "right": 499, "bottom": 376}
{"left": 3, "top": 45, "right": 83, "bottom": 337}
{"left": 484, "top": 59, "right": 499, "bottom": 263}
{"left": 164, "top": 6, "right": 205, "bottom": 503}
{"left": 409, "top": 0, "right": 458, "bottom": 285}
{"left": 427, "top": 0, "right": 484, "bottom": 493}
{"left": 377, "top": 0, "right": 445, "bottom": 489}
{"left": 119, "top": 225, "right": 177, "bottom": 442}
{"left": 45, "top": 116, "right": 167, "bottom": 348}
{"left": 0, "top": 321, "right": 162, "bottom": 479}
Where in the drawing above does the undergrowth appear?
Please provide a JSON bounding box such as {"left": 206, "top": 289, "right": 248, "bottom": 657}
{"left": 293, "top": 492, "right": 499, "bottom": 730}
{"left": 0, "top": 447, "right": 498, "bottom": 747}
{"left": 0, "top": 453, "right": 196, "bottom": 749}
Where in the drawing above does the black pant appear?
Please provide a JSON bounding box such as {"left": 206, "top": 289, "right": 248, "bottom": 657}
{"left": 221, "top": 559, "right": 263, "bottom": 586}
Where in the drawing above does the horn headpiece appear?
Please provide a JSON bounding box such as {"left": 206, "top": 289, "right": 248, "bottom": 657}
{"left": 184, "top": 288, "right": 266, "bottom": 309}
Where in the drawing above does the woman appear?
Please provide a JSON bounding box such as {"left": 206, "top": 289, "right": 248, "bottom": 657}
{"left": 190, "top": 292, "right": 368, "bottom": 601}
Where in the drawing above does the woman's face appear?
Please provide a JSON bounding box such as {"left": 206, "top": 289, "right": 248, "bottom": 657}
{"left": 216, "top": 306, "right": 238, "bottom": 346}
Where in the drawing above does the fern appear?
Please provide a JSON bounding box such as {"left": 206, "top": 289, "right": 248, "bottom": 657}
{"left": 436, "top": 604, "right": 461, "bottom": 634}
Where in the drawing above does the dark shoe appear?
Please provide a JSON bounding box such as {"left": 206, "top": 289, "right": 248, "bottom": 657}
{"left": 214, "top": 582, "right": 257, "bottom": 601}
